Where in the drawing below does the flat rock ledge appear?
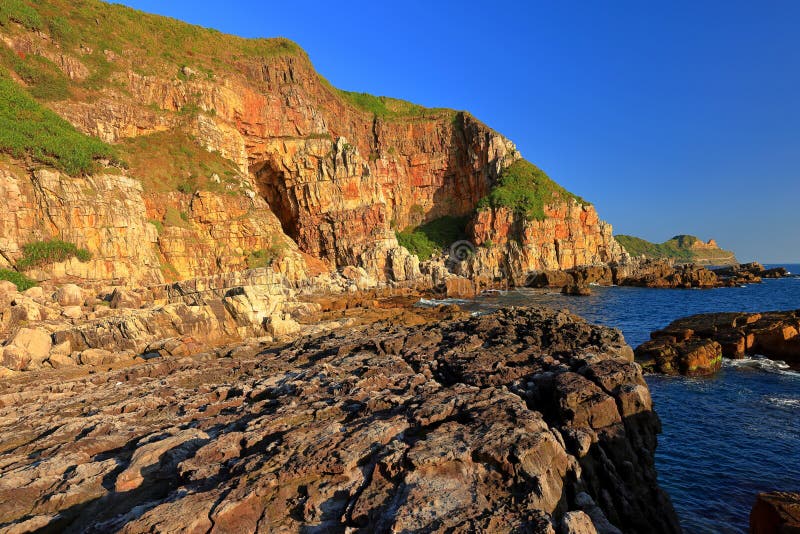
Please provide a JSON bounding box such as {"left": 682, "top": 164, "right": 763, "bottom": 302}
{"left": 0, "top": 306, "right": 679, "bottom": 533}
{"left": 635, "top": 310, "right": 800, "bottom": 375}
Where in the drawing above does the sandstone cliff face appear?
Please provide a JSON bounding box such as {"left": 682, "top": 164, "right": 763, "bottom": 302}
{"left": 0, "top": 159, "right": 309, "bottom": 286}
{"left": 461, "top": 203, "right": 624, "bottom": 282}
{"left": 1, "top": 9, "right": 618, "bottom": 287}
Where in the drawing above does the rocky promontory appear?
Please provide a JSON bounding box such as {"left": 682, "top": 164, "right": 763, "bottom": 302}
{"left": 0, "top": 306, "right": 679, "bottom": 533}
{"left": 634, "top": 310, "right": 800, "bottom": 375}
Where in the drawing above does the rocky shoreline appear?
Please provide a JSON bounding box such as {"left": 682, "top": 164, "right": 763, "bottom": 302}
{"left": 0, "top": 305, "right": 680, "bottom": 533}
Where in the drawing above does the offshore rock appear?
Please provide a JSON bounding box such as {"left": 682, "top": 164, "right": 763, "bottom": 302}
{"left": 0, "top": 306, "right": 679, "bottom": 533}
{"left": 635, "top": 338, "right": 723, "bottom": 376}
{"left": 636, "top": 310, "right": 800, "bottom": 373}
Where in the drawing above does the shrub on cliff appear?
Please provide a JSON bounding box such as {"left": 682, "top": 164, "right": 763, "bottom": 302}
{"left": 0, "top": 269, "right": 37, "bottom": 291}
{"left": 246, "top": 240, "right": 288, "bottom": 269}
{"left": 16, "top": 239, "right": 92, "bottom": 270}
{"left": 478, "top": 160, "right": 586, "bottom": 221}
{"left": 0, "top": 70, "right": 115, "bottom": 175}
{"left": 396, "top": 216, "right": 468, "bottom": 261}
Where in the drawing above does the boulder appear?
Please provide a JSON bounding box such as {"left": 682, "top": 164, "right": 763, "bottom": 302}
{"left": 562, "top": 284, "right": 592, "bottom": 296}
{"left": 2, "top": 345, "right": 31, "bottom": 371}
{"left": 444, "top": 277, "right": 476, "bottom": 299}
{"left": 78, "top": 348, "right": 114, "bottom": 366}
{"left": 22, "top": 286, "right": 44, "bottom": 300}
{"left": 0, "top": 280, "right": 18, "bottom": 309}
{"left": 62, "top": 306, "right": 83, "bottom": 319}
{"left": 109, "top": 288, "right": 142, "bottom": 309}
{"left": 53, "top": 284, "right": 84, "bottom": 307}
{"left": 560, "top": 511, "right": 598, "bottom": 534}
{"left": 264, "top": 314, "right": 300, "bottom": 339}
{"left": 635, "top": 338, "right": 722, "bottom": 376}
{"left": 48, "top": 352, "right": 77, "bottom": 369}
{"left": 3, "top": 328, "right": 52, "bottom": 370}
{"left": 750, "top": 491, "right": 800, "bottom": 533}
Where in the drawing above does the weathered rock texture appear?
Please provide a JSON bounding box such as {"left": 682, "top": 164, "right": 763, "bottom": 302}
{"left": 0, "top": 5, "right": 621, "bottom": 288}
{"left": 462, "top": 204, "right": 624, "bottom": 283}
{"left": 0, "top": 269, "right": 315, "bottom": 372}
{"left": 635, "top": 310, "right": 800, "bottom": 374}
{"left": 750, "top": 491, "right": 800, "bottom": 534}
{"left": 0, "top": 307, "right": 679, "bottom": 533}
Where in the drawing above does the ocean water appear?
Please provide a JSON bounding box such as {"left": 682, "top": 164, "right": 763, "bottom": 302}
{"left": 420, "top": 265, "right": 800, "bottom": 533}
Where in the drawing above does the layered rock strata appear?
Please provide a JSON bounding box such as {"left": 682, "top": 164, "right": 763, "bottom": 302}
{"left": 0, "top": 306, "right": 679, "bottom": 533}
{"left": 460, "top": 203, "right": 624, "bottom": 284}
{"left": 635, "top": 310, "right": 800, "bottom": 375}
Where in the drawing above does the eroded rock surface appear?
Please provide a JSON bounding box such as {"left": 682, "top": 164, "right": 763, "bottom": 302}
{"left": 0, "top": 307, "right": 678, "bottom": 533}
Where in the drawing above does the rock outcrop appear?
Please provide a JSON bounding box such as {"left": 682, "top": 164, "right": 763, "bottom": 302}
{"left": 750, "top": 491, "right": 800, "bottom": 533}
{"left": 461, "top": 203, "right": 624, "bottom": 283}
{"left": 0, "top": 306, "right": 679, "bottom": 533}
{"left": 635, "top": 310, "right": 800, "bottom": 374}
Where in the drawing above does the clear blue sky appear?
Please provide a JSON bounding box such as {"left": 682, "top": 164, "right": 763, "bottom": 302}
{"left": 118, "top": 0, "right": 800, "bottom": 262}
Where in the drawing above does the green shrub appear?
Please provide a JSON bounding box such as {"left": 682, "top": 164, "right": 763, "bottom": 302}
{"left": 246, "top": 240, "right": 288, "bottom": 268}
{"left": 47, "top": 16, "right": 76, "bottom": 44}
{"left": 16, "top": 239, "right": 92, "bottom": 270}
{"left": 0, "top": 70, "right": 115, "bottom": 175}
{"left": 395, "top": 215, "right": 469, "bottom": 261}
{"left": 149, "top": 219, "right": 164, "bottom": 235}
{"left": 0, "top": 268, "right": 37, "bottom": 291}
{"left": 0, "top": 0, "right": 43, "bottom": 31}
{"left": 477, "top": 160, "right": 587, "bottom": 221}
{"left": 335, "top": 89, "right": 456, "bottom": 120}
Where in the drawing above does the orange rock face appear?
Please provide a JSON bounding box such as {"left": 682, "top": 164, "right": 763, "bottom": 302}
{"left": 1, "top": 24, "right": 621, "bottom": 287}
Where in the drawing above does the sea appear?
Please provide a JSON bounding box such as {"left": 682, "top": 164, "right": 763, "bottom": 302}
{"left": 419, "top": 264, "right": 800, "bottom": 533}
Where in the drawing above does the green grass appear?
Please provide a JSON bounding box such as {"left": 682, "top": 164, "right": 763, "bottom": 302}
{"left": 5, "top": 0, "right": 302, "bottom": 87}
{"left": 118, "top": 130, "right": 241, "bottom": 193}
{"left": 246, "top": 239, "right": 288, "bottom": 268}
{"left": 395, "top": 215, "right": 469, "bottom": 261}
{"left": 0, "top": 43, "right": 70, "bottom": 101}
{"left": 615, "top": 235, "right": 698, "bottom": 262}
{"left": 16, "top": 239, "right": 92, "bottom": 270}
{"left": 164, "top": 207, "right": 188, "bottom": 228}
{"left": 335, "top": 89, "right": 456, "bottom": 120}
{"left": 0, "top": 69, "right": 115, "bottom": 175}
{"left": 477, "top": 159, "right": 587, "bottom": 221}
{"left": 0, "top": 0, "right": 43, "bottom": 31}
{"left": 0, "top": 268, "right": 37, "bottom": 290}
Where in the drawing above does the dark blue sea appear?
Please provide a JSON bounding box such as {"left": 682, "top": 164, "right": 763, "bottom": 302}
{"left": 421, "top": 265, "right": 800, "bottom": 533}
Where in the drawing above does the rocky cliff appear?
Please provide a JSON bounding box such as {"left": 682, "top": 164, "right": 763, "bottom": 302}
{"left": 0, "top": 0, "right": 621, "bottom": 288}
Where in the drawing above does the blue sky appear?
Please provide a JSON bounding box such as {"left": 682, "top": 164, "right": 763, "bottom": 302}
{"left": 119, "top": 0, "right": 800, "bottom": 262}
